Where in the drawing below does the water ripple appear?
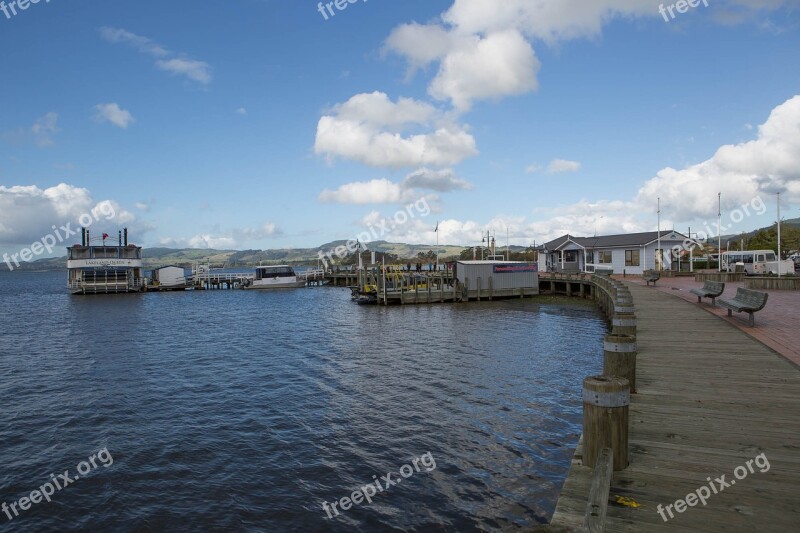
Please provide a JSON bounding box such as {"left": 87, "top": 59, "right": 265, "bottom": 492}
{"left": 0, "top": 271, "right": 605, "bottom": 531}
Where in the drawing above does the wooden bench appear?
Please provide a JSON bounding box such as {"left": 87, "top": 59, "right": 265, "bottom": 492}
{"left": 689, "top": 280, "right": 725, "bottom": 306}
{"left": 643, "top": 270, "right": 660, "bottom": 287}
{"left": 718, "top": 288, "right": 768, "bottom": 327}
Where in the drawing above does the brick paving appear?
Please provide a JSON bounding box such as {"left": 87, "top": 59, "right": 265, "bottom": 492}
{"left": 619, "top": 274, "right": 800, "bottom": 367}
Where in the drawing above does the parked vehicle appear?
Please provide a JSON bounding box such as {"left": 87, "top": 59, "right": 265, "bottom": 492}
{"left": 721, "top": 250, "right": 795, "bottom": 275}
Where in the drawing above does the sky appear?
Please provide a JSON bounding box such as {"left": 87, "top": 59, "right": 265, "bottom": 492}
{"left": 1, "top": 0, "right": 799, "bottom": 260}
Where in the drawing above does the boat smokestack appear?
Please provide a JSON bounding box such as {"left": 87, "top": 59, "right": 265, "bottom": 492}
{"left": 119, "top": 230, "right": 122, "bottom": 247}
{"left": 124, "top": 228, "right": 128, "bottom": 246}
{"left": 86, "top": 230, "right": 90, "bottom": 246}
{"left": 81, "top": 227, "right": 86, "bottom": 246}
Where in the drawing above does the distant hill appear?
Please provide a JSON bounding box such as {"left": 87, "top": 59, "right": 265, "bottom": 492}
{"left": 19, "top": 218, "right": 794, "bottom": 272}
{"left": 720, "top": 217, "right": 800, "bottom": 243}
{"left": 12, "top": 240, "right": 474, "bottom": 271}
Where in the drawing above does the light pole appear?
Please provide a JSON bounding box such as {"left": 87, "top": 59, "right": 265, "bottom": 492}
{"left": 717, "top": 192, "right": 722, "bottom": 272}
{"left": 657, "top": 197, "right": 661, "bottom": 271}
{"left": 435, "top": 221, "right": 439, "bottom": 271}
{"left": 777, "top": 192, "right": 782, "bottom": 278}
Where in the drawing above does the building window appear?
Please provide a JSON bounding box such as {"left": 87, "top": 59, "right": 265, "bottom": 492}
{"left": 625, "top": 249, "right": 640, "bottom": 267}
{"left": 598, "top": 251, "right": 612, "bottom": 264}
{"left": 586, "top": 251, "right": 594, "bottom": 264}
{"left": 564, "top": 250, "right": 578, "bottom": 263}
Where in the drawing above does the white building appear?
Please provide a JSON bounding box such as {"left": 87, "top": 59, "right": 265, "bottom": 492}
{"left": 151, "top": 266, "right": 189, "bottom": 289}
{"left": 537, "top": 231, "right": 701, "bottom": 275}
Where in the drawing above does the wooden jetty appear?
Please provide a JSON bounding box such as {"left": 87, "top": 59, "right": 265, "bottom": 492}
{"left": 548, "top": 280, "right": 800, "bottom": 531}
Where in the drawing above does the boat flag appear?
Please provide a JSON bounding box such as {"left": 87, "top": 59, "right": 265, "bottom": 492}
{"left": 434, "top": 222, "right": 438, "bottom": 233}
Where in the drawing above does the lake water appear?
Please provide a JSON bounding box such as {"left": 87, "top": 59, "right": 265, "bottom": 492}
{"left": 0, "top": 270, "right": 605, "bottom": 531}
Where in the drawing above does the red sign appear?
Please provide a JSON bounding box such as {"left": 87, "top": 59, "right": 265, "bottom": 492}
{"left": 493, "top": 264, "right": 538, "bottom": 273}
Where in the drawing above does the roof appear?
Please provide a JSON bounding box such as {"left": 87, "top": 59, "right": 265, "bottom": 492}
{"left": 457, "top": 260, "right": 527, "bottom": 265}
{"left": 540, "top": 231, "right": 692, "bottom": 251}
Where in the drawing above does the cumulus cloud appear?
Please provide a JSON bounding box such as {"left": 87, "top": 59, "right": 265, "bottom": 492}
{"left": 0, "top": 184, "right": 136, "bottom": 252}
{"left": 100, "top": 26, "right": 212, "bottom": 85}
{"left": 319, "top": 168, "right": 470, "bottom": 204}
{"left": 637, "top": 94, "right": 800, "bottom": 220}
{"left": 159, "top": 223, "right": 282, "bottom": 250}
{"left": 320, "top": 179, "right": 411, "bottom": 205}
{"left": 399, "top": 94, "right": 800, "bottom": 247}
{"left": 385, "top": 0, "right": 793, "bottom": 111}
{"left": 402, "top": 167, "right": 473, "bottom": 192}
{"left": 429, "top": 30, "right": 540, "bottom": 111}
{"left": 93, "top": 103, "right": 135, "bottom": 129}
{"left": 314, "top": 91, "right": 478, "bottom": 168}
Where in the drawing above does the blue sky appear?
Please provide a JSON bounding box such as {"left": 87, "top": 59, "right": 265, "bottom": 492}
{"left": 1, "top": 0, "right": 799, "bottom": 258}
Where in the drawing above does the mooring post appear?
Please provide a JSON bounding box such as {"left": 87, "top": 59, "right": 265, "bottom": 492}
{"left": 611, "top": 312, "right": 637, "bottom": 336}
{"left": 583, "top": 375, "right": 630, "bottom": 470}
{"left": 603, "top": 334, "right": 638, "bottom": 392}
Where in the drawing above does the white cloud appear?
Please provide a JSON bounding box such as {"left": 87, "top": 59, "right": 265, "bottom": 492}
{"left": 637, "top": 94, "right": 800, "bottom": 220}
{"left": 386, "top": 1, "right": 794, "bottom": 112}
{"left": 93, "top": 103, "right": 135, "bottom": 129}
{"left": 240, "top": 223, "right": 281, "bottom": 239}
{"left": 315, "top": 92, "right": 477, "bottom": 168}
{"left": 320, "top": 179, "right": 411, "bottom": 205}
{"left": 402, "top": 167, "right": 473, "bottom": 192}
{"left": 429, "top": 30, "right": 540, "bottom": 111}
{"left": 0, "top": 183, "right": 136, "bottom": 251}
{"left": 155, "top": 58, "right": 212, "bottom": 85}
{"left": 236, "top": 107, "right": 248, "bottom": 116}
{"left": 159, "top": 222, "right": 282, "bottom": 250}
{"left": 547, "top": 159, "right": 582, "bottom": 173}
{"left": 331, "top": 91, "right": 438, "bottom": 128}
{"left": 319, "top": 168, "right": 470, "bottom": 205}
{"left": 384, "top": 23, "right": 467, "bottom": 74}
{"left": 3, "top": 113, "right": 61, "bottom": 147}
{"left": 525, "top": 164, "right": 541, "bottom": 174}
{"left": 187, "top": 235, "right": 238, "bottom": 249}
{"left": 98, "top": 27, "right": 168, "bottom": 57}
{"left": 100, "top": 27, "right": 212, "bottom": 85}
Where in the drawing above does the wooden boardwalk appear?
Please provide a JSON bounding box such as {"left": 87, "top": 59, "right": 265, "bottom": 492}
{"left": 550, "top": 281, "right": 800, "bottom": 531}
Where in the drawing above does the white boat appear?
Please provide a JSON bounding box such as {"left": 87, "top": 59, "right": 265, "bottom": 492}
{"left": 242, "top": 265, "right": 305, "bottom": 289}
{"left": 67, "top": 228, "right": 145, "bottom": 294}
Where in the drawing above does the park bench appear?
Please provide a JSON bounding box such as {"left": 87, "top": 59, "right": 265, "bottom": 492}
{"left": 718, "top": 288, "right": 768, "bottom": 327}
{"left": 643, "top": 270, "right": 660, "bottom": 286}
{"left": 689, "top": 280, "right": 725, "bottom": 306}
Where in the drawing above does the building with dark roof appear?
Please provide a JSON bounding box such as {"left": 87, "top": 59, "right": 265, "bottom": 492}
{"left": 536, "top": 231, "right": 701, "bottom": 274}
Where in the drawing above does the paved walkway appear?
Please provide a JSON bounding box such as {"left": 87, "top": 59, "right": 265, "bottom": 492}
{"left": 621, "top": 275, "right": 800, "bottom": 366}
{"left": 549, "top": 281, "right": 800, "bottom": 531}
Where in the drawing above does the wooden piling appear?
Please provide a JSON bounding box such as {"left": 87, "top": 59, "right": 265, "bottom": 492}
{"left": 611, "top": 312, "right": 637, "bottom": 336}
{"left": 582, "top": 375, "right": 629, "bottom": 470}
{"left": 603, "top": 334, "right": 637, "bottom": 392}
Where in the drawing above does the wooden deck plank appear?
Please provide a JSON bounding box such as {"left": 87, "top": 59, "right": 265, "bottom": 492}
{"left": 550, "top": 281, "right": 800, "bottom": 531}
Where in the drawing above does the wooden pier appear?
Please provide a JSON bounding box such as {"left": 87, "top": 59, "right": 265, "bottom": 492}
{"left": 323, "top": 270, "right": 601, "bottom": 305}
{"left": 548, "top": 280, "right": 800, "bottom": 531}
